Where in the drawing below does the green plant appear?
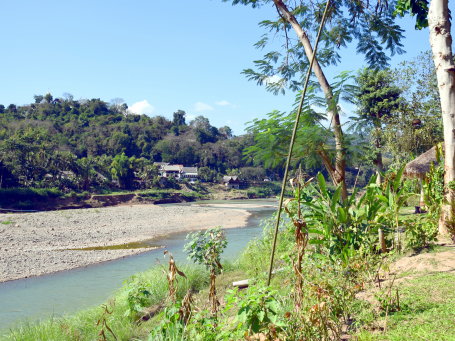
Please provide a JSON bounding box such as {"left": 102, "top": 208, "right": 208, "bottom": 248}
{"left": 149, "top": 304, "right": 185, "bottom": 341}
{"left": 225, "top": 285, "right": 283, "bottom": 338}
{"left": 423, "top": 154, "right": 444, "bottom": 217}
{"left": 404, "top": 215, "right": 438, "bottom": 250}
{"left": 124, "top": 283, "right": 151, "bottom": 320}
{"left": 375, "top": 287, "right": 401, "bottom": 315}
{"left": 296, "top": 173, "right": 385, "bottom": 262}
{"left": 184, "top": 227, "right": 227, "bottom": 318}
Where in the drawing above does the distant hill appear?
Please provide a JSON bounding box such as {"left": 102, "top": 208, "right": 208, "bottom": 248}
{"left": 0, "top": 94, "right": 255, "bottom": 192}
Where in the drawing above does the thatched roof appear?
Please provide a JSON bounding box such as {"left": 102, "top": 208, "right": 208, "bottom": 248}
{"left": 404, "top": 146, "right": 441, "bottom": 179}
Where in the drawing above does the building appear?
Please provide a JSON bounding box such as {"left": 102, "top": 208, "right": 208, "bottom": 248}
{"left": 181, "top": 167, "right": 199, "bottom": 183}
{"left": 155, "top": 163, "right": 199, "bottom": 182}
{"left": 223, "top": 175, "right": 240, "bottom": 189}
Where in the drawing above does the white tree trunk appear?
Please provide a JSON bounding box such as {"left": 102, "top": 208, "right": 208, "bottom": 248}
{"left": 429, "top": 0, "right": 455, "bottom": 238}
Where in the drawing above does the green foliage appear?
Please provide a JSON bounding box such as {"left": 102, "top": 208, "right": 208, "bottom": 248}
{"left": 292, "top": 168, "right": 410, "bottom": 259}
{"left": 349, "top": 68, "right": 403, "bottom": 170}
{"left": 225, "top": 286, "right": 283, "bottom": 336}
{"left": 244, "top": 87, "right": 328, "bottom": 172}
{"left": 423, "top": 150, "right": 444, "bottom": 217}
{"left": 404, "top": 215, "right": 438, "bottom": 250}
{"left": 230, "top": 0, "right": 405, "bottom": 96}
{"left": 0, "top": 187, "right": 62, "bottom": 206}
{"left": 149, "top": 304, "right": 185, "bottom": 341}
{"left": 374, "top": 287, "right": 401, "bottom": 315}
{"left": 383, "top": 52, "right": 442, "bottom": 165}
{"left": 124, "top": 283, "right": 152, "bottom": 320}
{"left": 394, "top": 0, "right": 429, "bottom": 29}
{"left": 110, "top": 153, "right": 136, "bottom": 189}
{"left": 0, "top": 95, "right": 252, "bottom": 193}
{"left": 351, "top": 68, "right": 402, "bottom": 129}
{"left": 185, "top": 227, "right": 228, "bottom": 317}
{"left": 184, "top": 227, "right": 227, "bottom": 272}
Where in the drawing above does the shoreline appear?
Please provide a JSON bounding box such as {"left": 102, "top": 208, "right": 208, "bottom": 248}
{"left": 0, "top": 202, "right": 268, "bottom": 283}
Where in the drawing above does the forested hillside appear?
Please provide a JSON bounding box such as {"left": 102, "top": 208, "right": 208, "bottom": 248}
{"left": 0, "top": 95, "right": 256, "bottom": 191}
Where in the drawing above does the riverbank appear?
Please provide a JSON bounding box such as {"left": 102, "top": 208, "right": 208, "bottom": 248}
{"left": 0, "top": 202, "right": 274, "bottom": 283}
{"left": 0, "top": 182, "right": 282, "bottom": 211}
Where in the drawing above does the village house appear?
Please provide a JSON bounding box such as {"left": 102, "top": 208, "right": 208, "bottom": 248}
{"left": 181, "top": 167, "right": 198, "bottom": 183}
{"left": 155, "top": 163, "right": 199, "bottom": 182}
{"left": 223, "top": 175, "right": 240, "bottom": 189}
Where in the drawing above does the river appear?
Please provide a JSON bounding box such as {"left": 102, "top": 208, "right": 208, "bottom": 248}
{"left": 0, "top": 199, "right": 275, "bottom": 331}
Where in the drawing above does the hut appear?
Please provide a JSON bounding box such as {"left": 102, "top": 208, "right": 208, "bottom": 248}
{"left": 404, "top": 145, "right": 442, "bottom": 210}
{"left": 223, "top": 176, "right": 240, "bottom": 189}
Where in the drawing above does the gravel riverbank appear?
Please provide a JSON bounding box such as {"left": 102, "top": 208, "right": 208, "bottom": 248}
{"left": 0, "top": 203, "right": 254, "bottom": 282}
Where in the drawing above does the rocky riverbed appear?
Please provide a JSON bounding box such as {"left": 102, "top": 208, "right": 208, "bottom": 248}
{"left": 0, "top": 203, "right": 253, "bottom": 282}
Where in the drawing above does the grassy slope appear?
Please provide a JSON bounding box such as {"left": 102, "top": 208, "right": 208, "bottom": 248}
{"left": 355, "top": 246, "right": 455, "bottom": 341}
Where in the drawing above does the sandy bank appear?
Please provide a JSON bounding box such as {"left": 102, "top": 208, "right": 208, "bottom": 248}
{"left": 0, "top": 203, "right": 252, "bottom": 282}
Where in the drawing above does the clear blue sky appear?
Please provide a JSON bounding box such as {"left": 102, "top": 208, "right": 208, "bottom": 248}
{"left": 0, "top": 0, "right": 451, "bottom": 134}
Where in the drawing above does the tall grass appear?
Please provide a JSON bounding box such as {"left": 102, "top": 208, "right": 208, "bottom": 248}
{"left": 2, "top": 265, "right": 208, "bottom": 341}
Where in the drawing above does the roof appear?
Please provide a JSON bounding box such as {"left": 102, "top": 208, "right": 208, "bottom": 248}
{"left": 162, "top": 165, "right": 183, "bottom": 172}
{"left": 223, "top": 175, "right": 239, "bottom": 183}
{"left": 404, "top": 145, "right": 442, "bottom": 179}
{"left": 182, "top": 167, "right": 198, "bottom": 174}
{"left": 154, "top": 162, "right": 169, "bottom": 168}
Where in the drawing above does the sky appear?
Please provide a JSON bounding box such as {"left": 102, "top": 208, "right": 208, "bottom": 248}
{"left": 0, "top": 0, "right": 453, "bottom": 135}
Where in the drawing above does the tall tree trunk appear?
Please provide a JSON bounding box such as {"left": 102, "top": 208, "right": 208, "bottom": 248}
{"left": 373, "top": 124, "right": 384, "bottom": 185}
{"left": 273, "top": 0, "right": 347, "bottom": 200}
{"left": 429, "top": 0, "right": 455, "bottom": 239}
{"left": 372, "top": 125, "right": 387, "bottom": 251}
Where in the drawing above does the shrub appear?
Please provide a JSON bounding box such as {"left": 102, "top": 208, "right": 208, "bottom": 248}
{"left": 0, "top": 187, "right": 63, "bottom": 205}
{"left": 405, "top": 215, "right": 438, "bottom": 250}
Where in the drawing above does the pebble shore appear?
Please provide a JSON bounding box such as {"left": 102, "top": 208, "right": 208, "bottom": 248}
{"left": 0, "top": 203, "right": 252, "bottom": 282}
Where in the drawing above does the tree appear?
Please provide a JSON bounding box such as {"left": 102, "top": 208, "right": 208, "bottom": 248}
{"left": 184, "top": 227, "right": 227, "bottom": 318}
{"left": 218, "top": 126, "right": 233, "bottom": 139}
{"left": 395, "top": 0, "right": 455, "bottom": 238}
{"left": 34, "top": 95, "right": 44, "bottom": 104}
{"left": 227, "top": 0, "right": 406, "bottom": 200}
{"left": 44, "top": 93, "right": 53, "bottom": 104}
{"left": 191, "top": 116, "right": 219, "bottom": 144}
{"left": 245, "top": 94, "right": 328, "bottom": 174}
{"left": 110, "top": 153, "right": 136, "bottom": 189}
{"left": 382, "top": 52, "right": 442, "bottom": 165}
{"left": 7, "top": 104, "right": 17, "bottom": 113}
{"left": 351, "top": 68, "right": 402, "bottom": 180}
{"left": 172, "top": 110, "right": 186, "bottom": 126}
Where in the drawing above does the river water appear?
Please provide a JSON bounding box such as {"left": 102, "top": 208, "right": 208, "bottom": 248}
{"left": 0, "top": 199, "right": 276, "bottom": 331}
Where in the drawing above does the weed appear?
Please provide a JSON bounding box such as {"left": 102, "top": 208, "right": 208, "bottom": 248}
{"left": 225, "top": 285, "right": 283, "bottom": 338}
{"left": 96, "top": 302, "right": 117, "bottom": 341}
{"left": 163, "top": 250, "right": 186, "bottom": 303}
{"left": 184, "top": 227, "right": 227, "bottom": 318}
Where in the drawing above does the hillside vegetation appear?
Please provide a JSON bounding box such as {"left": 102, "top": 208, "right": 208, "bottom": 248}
{"left": 0, "top": 95, "right": 259, "bottom": 194}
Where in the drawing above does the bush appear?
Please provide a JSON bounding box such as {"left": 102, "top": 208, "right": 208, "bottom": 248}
{"left": 0, "top": 187, "right": 62, "bottom": 205}
{"left": 405, "top": 215, "right": 438, "bottom": 250}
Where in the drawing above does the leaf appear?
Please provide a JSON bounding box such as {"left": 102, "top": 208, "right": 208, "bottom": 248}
{"left": 237, "top": 309, "right": 247, "bottom": 323}
{"left": 257, "top": 310, "right": 266, "bottom": 322}
{"left": 309, "top": 239, "right": 325, "bottom": 245}
{"left": 337, "top": 206, "right": 347, "bottom": 223}
{"left": 317, "top": 173, "right": 327, "bottom": 196}
{"left": 308, "top": 228, "right": 324, "bottom": 235}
